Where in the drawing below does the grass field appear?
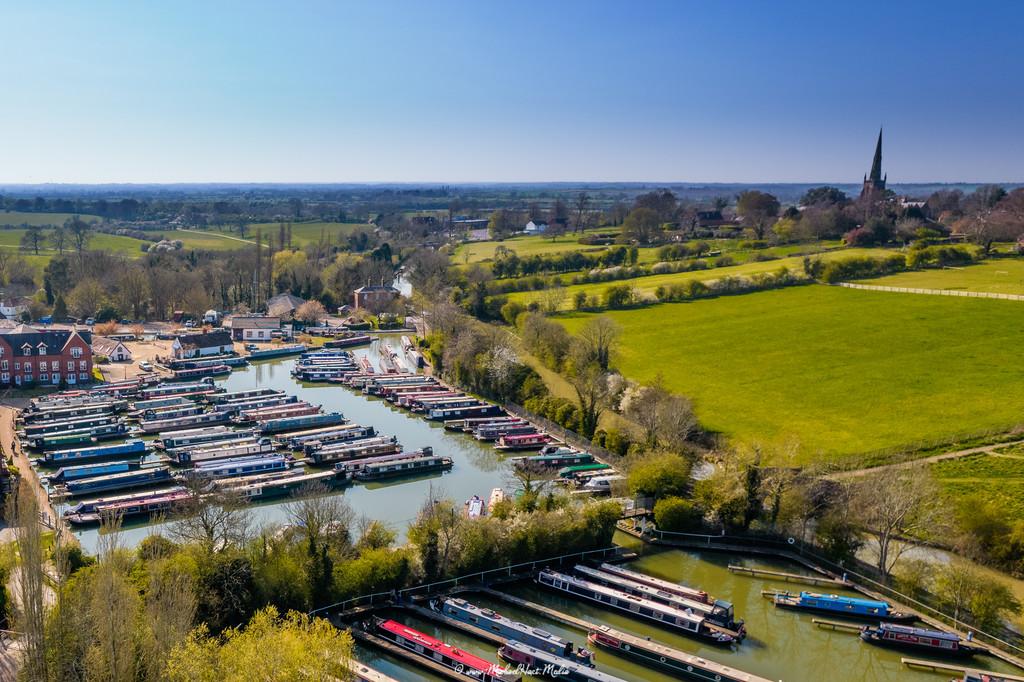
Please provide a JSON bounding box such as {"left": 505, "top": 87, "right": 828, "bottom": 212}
{"left": 0, "top": 229, "right": 149, "bottom": 257}
{"left": 0, "top": 211, "right": 101, "bottom": 227}
{"left": 507, "top": 247, "right": 888, "bottom": 310}
{"left": 556, "top": 285, "right": 1024, "bottom": 464}
{"left": 933, "top": 449, "right": 1024, "bottom": 522}
{"left": 455, "top": 229, "right": 620, "bottom": 263}
{"left": 856, "top": 258, "right": 1024, "bottom": 296}
{"left": 248, "top": 221, "right": 365, "bottom": 248}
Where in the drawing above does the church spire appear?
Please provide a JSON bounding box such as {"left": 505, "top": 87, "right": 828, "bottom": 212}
{"left": 869, "top": 127, "right": 883, "bottom": 182}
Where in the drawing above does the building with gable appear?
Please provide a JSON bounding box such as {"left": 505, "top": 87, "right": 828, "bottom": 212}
{"left": 0, "top": 324, "right": 93, "bottom": 387}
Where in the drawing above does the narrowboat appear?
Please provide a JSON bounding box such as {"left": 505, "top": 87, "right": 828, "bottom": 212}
{"left": 23, "top": 415, "right": 120, "bottom": 437}
{"left": 434, "top": 597, "right": 593, "bottom": 665}
{"left": 139, "top": 410, "right": 233, "bottom": 434}
{"left": 65, "top": 488, "right": 193, "bottom": 526}
{"left": 497, "top": 641, "right": 625, "bottom": 682}
{"left": 236, "top": 403, "right": 320, "bottom": 423}
{"left": 130, "top": 396, "right": 194, "bottom": 413}
{"left": 31, "top": 423, "right": 129, "bottom": 449}
{"left": 332, "top": 449, "right": 435, "bottom": 475}
{"left": 579, "top": 475, "right": 625, "bottom": 494}
{"left": 142, "top": 404, "right": 205, "bottom": 421}
{"left": 169, "top": 364, "right": 232, "bottom": 381}
{"left": 342, "top": 658, "right": 398, "bottom": 682}
{"left": 63, "top": 466, "right": 174, "bottom": 496}
{"left": 293, "top": 367, "right": 358, "bottom": 382}
{"left": 138, "top": 378, "right": 220, "bottom": 400}
{"left": 573, "top": 565, "right": 744, "bottom": 635}
{"left": 558, "top": 463, "right": 612, "bottom": 478}
{"left": 43, "top": 438, "right": 147, "bottom": 464}
{"left": 206, "top": 388, "right": 282, "bottom": 404}
{"left": 594, "top": 562, "right": 717, "bottom": 605}
{"left": 323, "top": 334, "right": 371, "bottom": 348}
{"left": 223, "top": 469, "right": 345, "bottom": 499}
{"left": 429, "top": 403, "right": 504, "bottom": 421}
{"left": 369, "top": 618, "right": 517, "bottom": 682}
{"left": 772, "top": 591, "right": 916, "bottom": 623}
{"left": 189, "top": 454, "right": 289, "bottom": 480}
{"left": 494, "top": 433, "right": 551, "bottom": 451}
{"left": 285, "top": 425, "right": 375, "bottom": 451}
{"left": 444, "top": 416, "right": 520, "bottom": 432}
{"left": 535, "top": 570, "right": 737, "bottom": 645}
{"left": 214, "top": 394, "right": 296, "bottom": 412}
{"left": 860, "top": 623, "right": 983, "bottom": 658}
{"left": 514, "top": 451, "right": 594, "bottom": 468}
{"left": 156, "top": 425, "right": 250, "bottom": 449}
{"left": 473, "top": 424, "right": 535, "bottom": 442}
{"left": 22, "top": 401, "right": 124, "bottom": 423}
{"left": 246, "top": 343, "right": 308, "bottom": 360}
{"left": 168, "top": 355, "right": 248, "bottom": 370}
{"left": 258, "top": 412, "right": 345, "bottom": 434}
{"left": 352, "top": 453, "right": 453, "bottom": 481}
{"left": 174, "top": 437, "right": 277, "bottom": 465}
{"left": 47, "top": 459, "right": 142, "bottom": 485}
{"left": 411, "top": 396, "right": 477, "bottom": 412}
{"left": 465, "top": 494, "right": 485, "bottom": 518}
{"left": 306, "top": 436, "right": 402, "bottom": 464}
{"left": 587, "top": 626, "right": 773, "bottom": 682}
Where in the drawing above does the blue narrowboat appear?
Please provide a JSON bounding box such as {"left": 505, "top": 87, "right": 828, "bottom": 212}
{"left": 258, "top": 412, "right": 345, "bottom": 435}
{"left": 48, "top": 459, "right": 143, "bottom": 484}
{"left": 64, "top": 466, "right": 174, "bottom": 495}
{"left": 44, "top": 438, "right": 148, "bottom": 464}
{"left": 245, "top": 343, "right": 307, "bottom": 360}
{"left": 773, "top": 591, "right": 916, "bottom": 623}
{"left": 435, "top": 597, "right": 593, "bottom": 665}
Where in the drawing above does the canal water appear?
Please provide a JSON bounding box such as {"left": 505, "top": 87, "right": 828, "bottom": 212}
{"left": 64, "top": 337, "right": 511, "bottom": 552}
{"left": 357, "top": 533, "right": 1024, "bottom": 681}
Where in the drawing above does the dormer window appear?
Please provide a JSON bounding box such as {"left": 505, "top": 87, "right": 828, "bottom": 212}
{"left": 37, "top": 343, "right": 47, "bottom": 355}
{"left": 21, "top": 344, "right": 31, "bottom": 357}
{"left": 71, "top": 347, "right": 82, "bottom": 359}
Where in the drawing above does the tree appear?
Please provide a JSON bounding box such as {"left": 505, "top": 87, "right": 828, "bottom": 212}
{"left": 933, "top": 561, "right": 1021, "bottom": 632}
{"left": 634, "top": 189, "right": 678, "bottom": 223}
{"left": 575, "top": 315, "right": 620, "bottom": 372}
{"left": 622, "top": 207, "right": 661, "bottom": 244}
{"left": 958, "top": 185, "right": 1016, "bottom": 254}
{"left": 66, "top": 215, "right": 92, "bottom": 255}
{"left": 628, "top": 453, "right": 693, "bottom": 498}
{"left": 800, "top": 186, "right": 848, "bottom": 207}
{"left": 619, "top": 379, "right": 697, "bottom": 450}
{"left": 171, "top": 489, "right": 252, "bottom": 554}
{"left": 488, "top": 209, "right": 516, "bottom": 239}
{"left": 654, "top": 497, "right": 704, "bottom": 532}
{"left": 508, "top": 461, "right": 559, "bottom": 512}
{"left": 853, "top": 471, "right": 942, "bottom": 578}
{"left": 67, "top": 277, "right": 106, "bottom": 319}
{"left": 8, "top": 479, "right": 48, "bottom": 680}
{"left": 295, "top": 300, "right": 327, "bottom": 326}
{"left": 573, "top": 192, "right": 590, "bottom": 233}
{"left": 736, "top": 191, "right": 780, "bottom": 239}
{"left": 20, "top": 225, "right": 45, "bottom": 255}
{"left": 284, "top": 482, "right": 354, "bottom": 552}
{"left": 566, "top": 356, "right": 614, "bottom": 439}
{"left": 165, "top": 606, "right": 353, "bottom": 682}
{"left": 50, "top": 225, "right": 68, "bottom": 255}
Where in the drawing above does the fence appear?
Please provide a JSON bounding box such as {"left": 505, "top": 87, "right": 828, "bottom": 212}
{"left": 309, "top": 545, "right": 622, "bottom": 618}
{"left": 639, "top": 525, "right": 1024, "bottom": 660}
{"left": 836, "top": 281, "right": 1024, "bottom": 301}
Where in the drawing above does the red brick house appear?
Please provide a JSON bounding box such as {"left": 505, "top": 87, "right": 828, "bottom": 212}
{"left": 0, "top": 324, "right": 93, "bottom": 388}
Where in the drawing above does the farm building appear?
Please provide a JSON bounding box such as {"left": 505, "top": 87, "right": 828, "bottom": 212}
{"left": 524, "top": 220, "right": 548, "bottom": 234}
{"left": 92, "top": 336, "right": 133, "bottom": 362}
{"left": 171, "top": 330, "right": 234, "bottom": 359}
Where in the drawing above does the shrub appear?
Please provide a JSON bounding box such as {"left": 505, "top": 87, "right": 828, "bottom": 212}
{"left": 713, "top": 255, "right": 734, "bottom": 268}
{"left": 654, "top": 497, "right": 704, "bottom": 532}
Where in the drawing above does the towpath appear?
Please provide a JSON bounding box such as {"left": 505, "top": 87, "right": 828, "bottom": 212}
{"left": 828, "top": 437, "right": 1024, "bottom": 480}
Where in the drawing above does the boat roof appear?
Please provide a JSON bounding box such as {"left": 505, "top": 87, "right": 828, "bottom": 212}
{"left": 801, "top": 592, "right": 890, "bottom": 610}
{"left": 377, "top": 620, "right": 495, "bottom": 671}
{"left": 541, "top": 570, "right": 705, "bottom": 624}
{"left": 444, "top": 598, "right": 571, "bottom": 646}
{"left": 500, "top": 640, "right": 626, "bottom": 682}
{"left": 877, "top": 623, "right": 959, "bottom": 641}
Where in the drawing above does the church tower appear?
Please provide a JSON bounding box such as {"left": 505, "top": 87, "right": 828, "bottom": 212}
{"left": 860, "top": 128, "right": 886, "bottom": 199}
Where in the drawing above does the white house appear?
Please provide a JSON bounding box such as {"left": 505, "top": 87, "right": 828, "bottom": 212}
{"left": 524, "top": 220, "right": 548, "bottom": 234}
{"left": 171, "top": 330, "right": 234, "bottom": 359}
{"left": 0, "top": 299, "right": 28, "bottom": 320}
{"left": 92, "top": 336, "right": 133, "bottom": 362}
{"left": 225, "top": 315, "right": 282, "bottom": 342}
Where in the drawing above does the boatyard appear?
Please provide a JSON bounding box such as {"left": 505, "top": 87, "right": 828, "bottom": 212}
{"left": 6, "top": 336, "right": 1024, "bottom": 681}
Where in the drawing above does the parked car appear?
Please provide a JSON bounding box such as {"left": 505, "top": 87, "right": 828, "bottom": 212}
{"left": 138, "top": 361, "right": 154, "bottom": 373}
{"left": 84, "top": 317, "right": 95, "bottom": 326}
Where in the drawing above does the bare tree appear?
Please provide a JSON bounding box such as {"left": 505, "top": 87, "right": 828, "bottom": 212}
{"left": 576, "top": 315, "right": 620, "bottom": 372}
{"left": 505, "top": 462, "right": 558, "bottom": 511}
{"left": 9, "top": 479, "right": 47, "bottom": 680}
{"left": 50, "top": 225, "right": 68, "bottom": 254}
{"left": 89, "top": 512, "right": 142, "bottom": 681}
{"left": 284, "top": 481, "right": 355, "bottom": 551}
{"left": 143, "top": 561, "right": 197, "bottom": 680}
{"left": 853, "top": 470, "right": 943, "bottom": 578}
{"left": 19, "top": 225, "right": 45, "bottom": 255}
{"left": 573, "top": 192, "right": 590, "bottom": 233}
{"left": 567, "top": 359, "right": 614, "bottom": 440}
{"left": 170, "top": 488, "right": 251, "bottom": 553}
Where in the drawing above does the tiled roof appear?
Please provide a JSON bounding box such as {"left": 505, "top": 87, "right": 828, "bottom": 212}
{"left": 175, "top": 330, "right": 233, "bottom": 351}
{"left": 91, "top": 336, "right": 127, "bottom": 356}
{"left": 0, "top": 326, "right": 92, "bottom": 352}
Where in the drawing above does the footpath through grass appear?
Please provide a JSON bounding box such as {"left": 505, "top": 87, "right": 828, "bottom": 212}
{"left": 557, "top": 285, "right": 1024, "bottom": 464}
{"left": 933, "top": 447, "right": 1024, "bottom": 522}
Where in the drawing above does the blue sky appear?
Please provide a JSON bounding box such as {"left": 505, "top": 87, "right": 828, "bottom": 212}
{"left": 1, "top": 1, "right": 1021, "bottom": 183}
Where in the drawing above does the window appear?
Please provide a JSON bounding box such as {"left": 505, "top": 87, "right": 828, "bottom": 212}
{"left": 52, "top": 373, "right": 59, "bottom": 384}
{"left": 14, "top": 362, "right": 20, "bottom": 371}
{"left": 40, "top": 373, "right": 48, "bottom": 382}
{"left": 79, "top": 360, "right": 86, "bottom": 370}
{"left": 71, "top": 347, "right": 82, "bottom": 359}
{"left": 79, "top": 372, "right": 87, "bottom": 381}
{"left": 0, "top": 360, "right": 6, "bottom": 371}
{"left": 37, "top": 343, "right": 47, "bottom": 354}
{"left": 51, "top": 361, "right": 58, "bottom": 371}
{"left": 24, "top": 362, "right": 31, "bottom": 372}
{"left": 21, "top": 344, "right": 31, "bottom": 356}
{"left": 0, "top": 373, "right": 7, "bottom": 383}
{"left": 67, "top": 361, "right": 74, "bottom": 371}
{"left": 0, "top": 347, "right": 4, "bottom": 356}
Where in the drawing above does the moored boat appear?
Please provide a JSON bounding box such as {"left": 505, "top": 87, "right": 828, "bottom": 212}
{"left": 62, "top": 466, "right": 174, "bottom": 496}
{"left": 495, "top": 433, "right": 551, "bottom": 451}
{"left": 488, "top": 487, "right": 506, "bottom": 514}
{"left": 497, "top": 640, "right": 624, "bottom": 682}
{"left": 43, "top": 438, "right": 147, "bottom": 464}
{"left": 351, "top": 452, "right": 452, "bottom": 481}
{"left": 258, "top": 411, "right": 345, "bottom": 434}
{"left": 368, "top": 618, "right": 516, "bottom": 682}
{"left": 859, "top": 623, "right": 983, "bottom": 658}
{"left": 64, "top": 487, "right": 192, "bottom": 525}
{"left": 772, "top": 591, "right": 916, "bottom": 623}
{"left": 47, "top": 459, "right": 142, "bottom": 484}
{"left": 465, "top": 494, "right": 485, "bottom": 518}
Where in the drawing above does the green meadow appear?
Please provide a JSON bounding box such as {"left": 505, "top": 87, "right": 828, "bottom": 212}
{"left": 0, "top": 211, "right": 101, "bottom": 227}
{"left": 557, "top": 285, "right": 1024, "bottom": 464}
{"left": 0, "top": 229, "right": 149, "bottom": 257}
{"left": 933, "top": 449, "right": 1024, "bottom": 522}
{"left": 248, "top": 221, "right": 366, "bottom": 248}
{"left": 454, "top": 229, "right": 620, "bottom": 263}
{"left": 857, "top": 258, "right": 1024, "bottom": 296}
{"left": 508, "top": 247, "right": 886, "bottom": 310}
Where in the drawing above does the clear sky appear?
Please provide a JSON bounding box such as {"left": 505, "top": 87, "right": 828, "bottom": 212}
{"left": 1, "top": 0, "right": 1022, "bottom": 183}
